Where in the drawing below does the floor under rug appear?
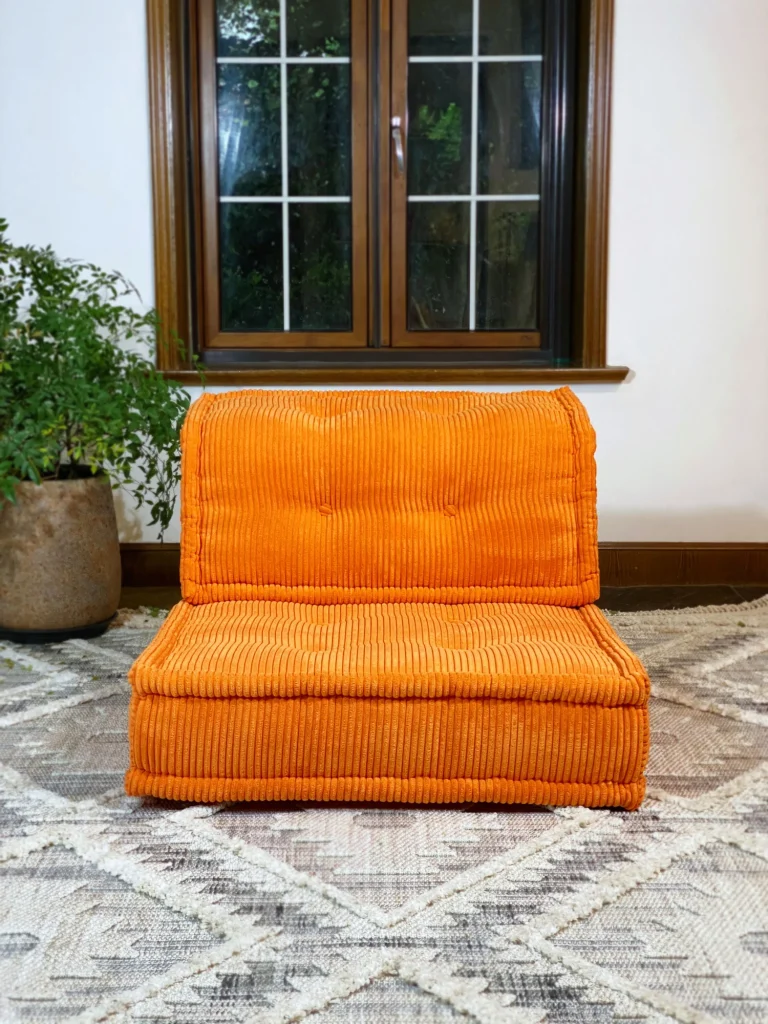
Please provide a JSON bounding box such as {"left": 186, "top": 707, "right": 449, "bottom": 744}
{"left": 0, "top": 600, "right": 767, "bottom": 1024}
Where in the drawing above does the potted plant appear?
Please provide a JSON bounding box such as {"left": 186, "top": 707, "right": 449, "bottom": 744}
{"left": 0, "top": 220, "right": 199, "bottom": 642}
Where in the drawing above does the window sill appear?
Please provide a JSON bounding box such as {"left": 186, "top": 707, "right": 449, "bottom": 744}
{"left": 162, "top": 366, "right": 630, "bottom": 386}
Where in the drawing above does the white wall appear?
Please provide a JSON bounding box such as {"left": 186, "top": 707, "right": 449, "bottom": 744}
{"left": 1, "top": 0, "right": 767, "bottom": 543}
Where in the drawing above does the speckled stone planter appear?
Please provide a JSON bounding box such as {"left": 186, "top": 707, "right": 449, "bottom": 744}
{"left": 0, "top": 474, "right": 121, "bottom": 642}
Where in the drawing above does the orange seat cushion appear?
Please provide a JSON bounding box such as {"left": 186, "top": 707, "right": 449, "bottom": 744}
{"left": 131, "top": 600, "right": 646, "bottom": 704}
{"left": 126, "top": 600, "right": 649, "bottom": 809}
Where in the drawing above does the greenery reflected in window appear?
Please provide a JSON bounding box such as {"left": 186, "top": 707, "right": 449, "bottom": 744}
{"left": 206, "top": 0, "right": 561, "bottom": 349}
{"left": 477, "top": 204, "right": 538, "bottom": 329}
{"left": 408, "top": 203, "right": 470, "bottom": 330}
{"left": 288, "top": 65, "right": 351, "bottom": 195}
{"left": 409, "top": 0, "right": 473, "bottom": 57}
{"left": 216, "top": 0, "right": 280, "bottom": 57}
{"left": 287, "top": 0, "right": 349, "bottom": 57}
{"left": 220, "top": 203, "right": 283, "bottom": 330}
{"left": 290, "top": 204, "right": 351, "bottom": 331}
{"left": 218, "top": 64, "right": 281, "bottom": 196}
{"left": 408, "top": 64, "right": 472, "bottom": 195}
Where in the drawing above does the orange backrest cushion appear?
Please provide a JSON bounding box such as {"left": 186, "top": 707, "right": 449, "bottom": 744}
{"left": 179, "top": 388, "right": 598, "bottom": 605}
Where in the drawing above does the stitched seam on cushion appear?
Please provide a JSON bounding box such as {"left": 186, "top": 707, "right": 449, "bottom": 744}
{"left": 195, "top": 396, "right": 218, "bottom": 596}
{"left": 127, "top": 770, "right": 647, "bottom": 788}
{"left": 190, "top": 584, "right": 595, "bottom": 601}
{"left": 128, "top": 692, "right": 648, "bottom": 708}
{"left": 583, "top": 606, "right": 648, "bottom": 684}
{"left": 639, "top": 700, "right": 651, "bottom": 773}
{"left": 577, "top": 605, "right": 648, "bottom": 688}
{"left": 257, "top": 587, "right": 524, "bottom": 598}
{"left": 132, "top": 602, "right": 193, "bottom": 685}
{"left": 552, "top": 388, "right": 585, "bottom": 591}
{"left": 129, "top": 773, "right": 646, "bottom": 782}
{"left": 184, "top": 405, "right": 202, "bottom": 595}
{"left": 577, "top": 604, "right": 629, "bottom": 679}
{"left": 181, "top": 399, "right": 202, "bottom": 597}
{"left": 186, "top": 395, "right": 218, "bottom": 600}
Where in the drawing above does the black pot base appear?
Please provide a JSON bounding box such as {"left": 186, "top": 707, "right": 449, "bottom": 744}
{"left": 0, "top": 614, "right": 117, "bottom": 645}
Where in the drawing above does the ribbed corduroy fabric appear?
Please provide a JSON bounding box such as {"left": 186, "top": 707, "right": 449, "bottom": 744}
{"left": 126, "top": 388, "right": 649, "bottom": 810}
{"left": 131, "top": 601, "right": 647, "bottom": 705}
{"left": 179, "top": 388, "right": 599, "bottom": 606}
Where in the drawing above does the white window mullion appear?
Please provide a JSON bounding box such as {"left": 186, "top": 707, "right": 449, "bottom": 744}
{"left": 468, "top": 0, "right": 480, "bottom": 332}
{"left": 217, "top": 56, "right": 350, "bottom": 65}
{"left": 279, "top": 0, "right": 290, "bottom": 331}
{"left": 408, "top": 54, "right": 542, "bottom": 64}
{"left": 408, "top": 194, "right": 539, "bottom": 203}
{"left": 220, "top": 196, "right": 351, "bottom": 204}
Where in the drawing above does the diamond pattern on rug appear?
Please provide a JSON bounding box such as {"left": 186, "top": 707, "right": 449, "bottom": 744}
{"left": 647, "top": 697, "right": 768, "bottom": 798}
{"left": 101, "top": 813, "right": 353, "bottom": 937}
{"left": 0, "top": 844, "right": 223, "bottom": 1023}
{"left": 0, "top": 642, "right": 124, "bottom": 722}
{"left": 612, "top": 611, "right": 768, "bottom": 723}
{"left": 551, "top": 841, "right": 768, "bottom": 1022}
{"left": 714, "top": 648, "right": 768, "bottom": 717}
{"left": 441, "top": 955, "right": 674, "bottom": 1024}
{"left": 0, "top": 599, "right": 766, "bottom": 1024}
{"left": 123, "top": 943, "right": 345, "bottom": 1023}
{"left": 308, "top": 977, "right": 469, "bottom": 1023}
{"left": 407, "top": 816, "right": 661, "bottom": 934}
{"left": 208, "top": 803, "right": 560, "bottom": 911}
{"left": 0, "top": 790, "right": 37, "bottom": 839}
{"left": 0, "top": 692, "right": 130, "bottom": 799}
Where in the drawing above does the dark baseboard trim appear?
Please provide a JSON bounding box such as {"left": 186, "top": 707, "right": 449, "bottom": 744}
{"left": 121, "top": 542, "right": 768, "bottom": 589}
{"left": 598, "top": 542, "right": 768, "bottom": 587}
{"left": 121, "top": 543, "right": 182, "bottom": 587}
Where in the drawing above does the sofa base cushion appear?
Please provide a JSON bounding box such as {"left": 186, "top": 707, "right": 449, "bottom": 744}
{"left": 126, "top": 600, "right": 649, "bottom": 811}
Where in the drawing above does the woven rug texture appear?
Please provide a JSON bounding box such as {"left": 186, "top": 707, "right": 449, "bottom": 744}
{"left": 1, "top": 599, "right": 767, "bottom": 1024}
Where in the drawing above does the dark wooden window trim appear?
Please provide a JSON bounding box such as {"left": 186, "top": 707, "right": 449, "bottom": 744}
{"left": 147, "top": 0, "right": 194, "bottom": 370}
{"left": 146, "top": 0, "right": 628, "bottom": 384}
{"left": 196, "top": 0, "right": 369, "bottom": 349}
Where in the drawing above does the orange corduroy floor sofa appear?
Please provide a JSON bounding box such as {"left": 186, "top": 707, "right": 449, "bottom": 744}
{"left": 126, "top": 388, "right": 649, "bottom": 810}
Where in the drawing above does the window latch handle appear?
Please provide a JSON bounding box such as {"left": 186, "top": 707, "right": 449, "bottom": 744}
{"left": 391, "top": 116, "right": 405, "bottom": 176}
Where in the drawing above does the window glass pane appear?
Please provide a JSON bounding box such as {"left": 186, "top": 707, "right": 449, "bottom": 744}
{"left": 479, "top": 0, "right": 543, "bottom": 56}
{"left": 220, "top": 204, "right": 284, "bottom": 330}
{"left": 218, "top": 64, "right": 281, "bottom": 197}
{"left": 216, "top": 0, "right": 280, "bottom": 58}
{"left": 290, "top": 204, "right": 352, "bottom": 330}
{"left": 408, "top": 202, "right": 469, "bottom": 330}
{"left": 476, "top": 201, "right": 538, "bottom": 329}
{"left": 288, "top": 65, "right": 350, "bottom": 196}
{"left": 408, "top": 64, "right": 472, "bottom": 196}
{"left": 287, "top": 0, "right": 349, "bottom": 57}
{"left": 478, "top": 62, "right": 541, "bottom": 195}
{"left": 409, "top": 0, "right": 472, "bottom": 57}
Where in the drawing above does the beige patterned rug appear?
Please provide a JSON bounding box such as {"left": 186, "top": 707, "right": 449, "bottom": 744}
{"left": 1, "top": 599, "right": 767, "bottom": 1024}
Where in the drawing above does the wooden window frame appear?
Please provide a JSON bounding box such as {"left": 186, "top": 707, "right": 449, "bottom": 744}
{"left": 389, "top": 0, "right": 544, "bottom": 351}
{"left": 197, "top": 0, "right": 369, "bottom": 349}
{"left": 148, "top": 0, "right": 628, "bottom": 383}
